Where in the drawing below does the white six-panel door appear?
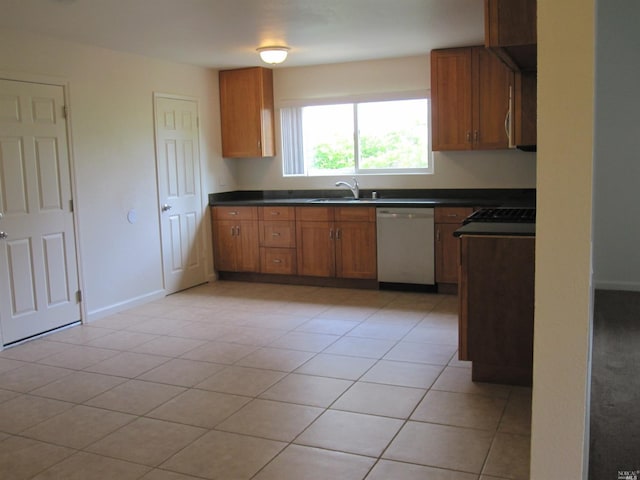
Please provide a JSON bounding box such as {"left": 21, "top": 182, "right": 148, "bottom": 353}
{"left": 154, "top": 95, "right": 205, "bottom": 293}
{"left": 0, "top": 79, "right": 80, "bottom": 345}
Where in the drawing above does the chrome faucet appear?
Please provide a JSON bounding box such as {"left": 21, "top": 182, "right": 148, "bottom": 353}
{"left": 335, "top": 177, "right": 359, "bottom": 199}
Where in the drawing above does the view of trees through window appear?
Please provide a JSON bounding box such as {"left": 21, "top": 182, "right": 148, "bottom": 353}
{"left": 283, "top": 98, "right": 431, "bottom": 176}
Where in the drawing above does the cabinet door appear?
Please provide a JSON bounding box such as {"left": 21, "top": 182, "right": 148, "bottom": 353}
{"left": 212, "top": 219, "right": 238, "bottom": 271}
{"left": 485, "top": 0, "right": 536, "bottom": 47}
{"left": 436, "top": 223, "right": 462, "bottom": 284}
{"left": 472, "top": 47, "right": 513, "bottom": 149}
{"left": 219, "top": 67, "right": 275, "bottom": 158}
{"left": 336, "top": 221, "right": 377, "bottom": 279}
{"left": 431, "top": 48, "right": 473, "bottom": 151}
{"left": 235, "top": 220, "right": 260, "bottom": 272}
{"left": 296, "top": 221, "right": 335, "bottom": 277}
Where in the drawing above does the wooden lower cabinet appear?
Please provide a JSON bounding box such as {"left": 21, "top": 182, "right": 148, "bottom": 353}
{"left": 296, "top": 219, "right": 335, "bottom": 277}
{"left": 260, "top": 247, "right": 296, "bottom": 275}
{"left": 435, "top": 207, "right": 474, "bottom": 290}
{"left": 212, "top": 205, "right": 376, "bottom": 282}
{"left": 335, "top": 221, "right": 377, "bottom": 279}
{"left": 296, "top": 207, "right": 377, "bottom": 280}
{"left": 212, "top": 215, "right": 259, "bottom": 272}
{"left": 258, "top": 206, "right": 297, "bottom": 275}
{"left": 458, "top": 235, "right": 535, "bottom": 385}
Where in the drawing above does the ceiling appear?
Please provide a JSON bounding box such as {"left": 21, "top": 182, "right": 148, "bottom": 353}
{"left": 1, "top": 0, "right": 484, "bottom": 69}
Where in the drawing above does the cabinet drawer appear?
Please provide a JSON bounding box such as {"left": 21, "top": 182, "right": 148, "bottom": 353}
{"left": 212, "top": 206, "right": 258, "bottom": 221}
{"left": 260, "top": 247, "right": 297, "bottom": 275}
{"left": 335, "top": 207, "right": 376, "bottom": 222}
{"left": 295, "top": 206, "right": 334, "bottom": 222}
{"left": 260, "top": 221, "right": 296, "bottom": 247}
{"left": 435, "top": 207, "right": 474, "bottom": 223}
{"left": 259, "top": 206, "right": 295, "bottom": 221}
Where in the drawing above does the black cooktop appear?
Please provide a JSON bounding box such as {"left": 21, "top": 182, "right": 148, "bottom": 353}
{"left": 464, "top": 207, "right": 536, "bottom": 224}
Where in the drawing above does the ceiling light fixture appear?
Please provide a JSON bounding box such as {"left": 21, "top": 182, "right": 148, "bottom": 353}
{"left": 257, "top": 46, "right": 290, "bottom": 65}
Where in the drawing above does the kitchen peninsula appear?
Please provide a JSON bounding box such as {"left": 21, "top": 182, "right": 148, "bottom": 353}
{"left": 455, "top": 208, "right": 535, "bottom": 386}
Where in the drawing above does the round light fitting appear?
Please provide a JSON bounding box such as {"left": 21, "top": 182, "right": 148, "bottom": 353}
{"left": 257, "top": 46, "right": 290, "bottom": 65}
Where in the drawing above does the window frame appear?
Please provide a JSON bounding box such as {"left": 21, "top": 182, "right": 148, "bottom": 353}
{"left": 280, "top": 91, "right": 433, "bottom": 177}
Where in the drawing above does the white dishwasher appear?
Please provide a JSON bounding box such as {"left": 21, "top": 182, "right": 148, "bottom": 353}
{"left": 376, "top": 207, "right": 435, "bottom": 286}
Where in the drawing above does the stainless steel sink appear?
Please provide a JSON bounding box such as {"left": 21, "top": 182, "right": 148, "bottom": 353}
{"left": 307, "top": 198, "right": 375, "bottom": 203}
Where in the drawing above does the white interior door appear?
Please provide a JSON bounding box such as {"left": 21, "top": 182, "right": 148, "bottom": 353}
{"left": 0, "top": 79, "right": 80, "bottom": 346}
{"left": 154, "top": 95, "right": 205, "bottom": 293}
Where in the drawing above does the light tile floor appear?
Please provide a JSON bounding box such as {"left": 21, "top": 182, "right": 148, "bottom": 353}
{"left": 0, "top": 281, "right": 531, "bottom": 479}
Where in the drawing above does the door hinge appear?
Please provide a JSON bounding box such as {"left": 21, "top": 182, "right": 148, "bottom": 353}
{"left": 62, "top": 105, "right": 68, "bottom": 119}
{"left": 69, "top": 199, "right": 74, "bottom": 212}
{"left": 76, "top": 290, "right": 82, "bottom": 303}
{"left": 196, "top": 117, "right": 200, "bottom": 129}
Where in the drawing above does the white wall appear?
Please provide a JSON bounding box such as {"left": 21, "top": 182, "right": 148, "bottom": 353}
{"left": 531, "top": 1, "right": 594, "bottom": 478}
{"left": 0, "top": 28, "right": 229, "bottom": 318}
{"left": 592, "top": 1, "right": 640, "bottom": 291}
{"left": 236, "top": 56, "right": 537, "bottom": 191}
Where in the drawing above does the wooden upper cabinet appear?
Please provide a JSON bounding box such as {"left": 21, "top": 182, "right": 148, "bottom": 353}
{"left": 431, "top": 48, "right": 472, "bottom": 151}
{"left": 485, "top": 0, "right": 537, "bottom": 71}
{"left": 431, "top": 46, "right": 513, "bottom": 151}
{"left": 472, "top": 47, "right": 514, "bottom": 150}
{"left": 219, "top": 67, "right": 275, "bottom": 158}
{"left": 485, "top": 0, "right": 536, "bottom": 47}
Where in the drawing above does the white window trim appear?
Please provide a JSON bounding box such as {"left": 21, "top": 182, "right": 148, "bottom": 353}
{"left": 280, "top": 91, "right": 433, "bottom": 177}
{"left": 277, "top": 89, "right": 429, "bottom": 109}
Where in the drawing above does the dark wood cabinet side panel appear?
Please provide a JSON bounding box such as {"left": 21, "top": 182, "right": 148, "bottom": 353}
{"left": 515, "top": 71, "right": 537, "bottom": 146}
{"left": 463, "top": 236, "right": 535, "bottom": 377}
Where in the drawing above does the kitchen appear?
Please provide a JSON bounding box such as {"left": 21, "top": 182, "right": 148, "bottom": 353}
{"left": 0, "top": 0, "right": 632, "bottom": 478}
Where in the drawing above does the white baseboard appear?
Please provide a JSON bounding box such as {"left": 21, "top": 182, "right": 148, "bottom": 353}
{"left": 85, "top": 289, "right": 167, "bottom": 323}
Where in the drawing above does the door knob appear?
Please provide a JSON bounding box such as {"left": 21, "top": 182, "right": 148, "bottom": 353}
{"left": 161, "top": 204, "right": 172, "bottom": 212}
{"left": 0, "top": 232, "right": 7, "bottom": 239}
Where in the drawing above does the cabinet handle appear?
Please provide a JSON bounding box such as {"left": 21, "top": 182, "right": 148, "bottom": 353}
{"left": 230, "top": 226, "right": 235, "bottom": 236}
{"left": 227, "top": 211, "right": 238, "bottom": 216}
{"left": 270, "top": 211, "right": 280, "bottom": 216}
{"left": 272, "top": 259, "right": 282, "bottom": 264}
{"left": 329, "top": 229, "right": 334, "bottom": 239}
{"left": 336, "top": 229, "right": 342, "bottom": 240}
{"left": 506, "top": 84, "right": 514, "bottom": 148}
{"left": 436, "top": 229, "right": 441, "bottom": 241}
{"left": 447, "top": 213, "right": 458, "bottom": 217}
{"left": 271, "top": 232, "right": 281, "bottom": 237}
{"left": 235, "top": 226, "right": 241, "bottom": 236}
{"left": 474, "top": 130, "right": 479, "bottom": 143}
{"left": 466, "top": 131, "right": 472, "bottom": 143}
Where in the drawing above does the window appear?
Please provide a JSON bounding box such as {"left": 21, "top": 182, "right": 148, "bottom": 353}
{"left": 281, "top": 98, "right": 432, "bottom": 176}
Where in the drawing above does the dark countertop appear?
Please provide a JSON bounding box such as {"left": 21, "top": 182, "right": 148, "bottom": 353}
{"left": 209, "top": 188, "right": 536, "bottom": 209}
{"left": 454, "top": 222, "right": 535, "bottom": 237}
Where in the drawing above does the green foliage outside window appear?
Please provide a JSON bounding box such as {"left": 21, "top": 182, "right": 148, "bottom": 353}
{"left": 311, "top": 128, "right": 427, "bottom": 171}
